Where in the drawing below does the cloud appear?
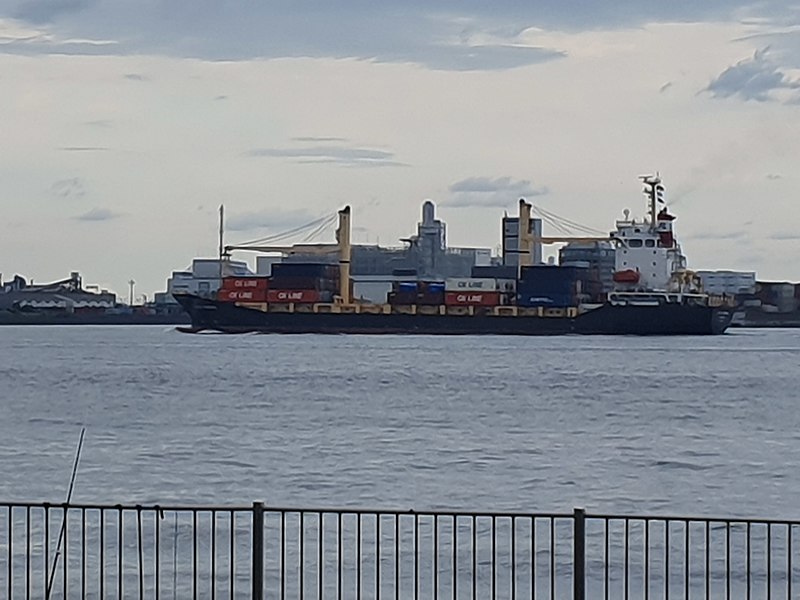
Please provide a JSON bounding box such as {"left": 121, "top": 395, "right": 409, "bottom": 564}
{"left": 766, "top": 173, "right": 782, "bottom": 179}
{"left": 246, "top": 144, "right": 406, "bottom": 168}
{"left": 124, "top": 73, "right": 147, "bottom": 81}
{"left": 74, "top": 207, "right": 121, "bottom": 221}
{"left": 444, "top": 176, "right": 548, "bottom": 208}
{"left": 683, "top": 230, "right": 749, "bottom": 241}
{"left": 706, "top": 48, "right": 800, "bottom": 102}
{"left": 50, "top": 177, "right": 85, "bottom": 200}
{"left": 12, "top": 0, "right": 93, "bottom": 25}
{"left": 59, "top": 146, "right": 108, "bottom": 151}
{"left": 769, "top": 231, "right": 800, "bottom": 240}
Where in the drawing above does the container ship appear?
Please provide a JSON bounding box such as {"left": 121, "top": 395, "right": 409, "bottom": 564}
{"left": 175, "top": 176, "right": 733, "bottom": 335}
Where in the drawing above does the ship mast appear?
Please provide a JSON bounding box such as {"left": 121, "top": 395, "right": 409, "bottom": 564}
{"left": 640, "top": 174, "right": 662, "bottom": 231}
{"left": 218, "top": 204, "right": 225, "bottom": 280}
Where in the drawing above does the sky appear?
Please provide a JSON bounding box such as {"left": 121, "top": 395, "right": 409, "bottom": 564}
{"left": 2, "top": 0, "right": 799, "bottom": 299}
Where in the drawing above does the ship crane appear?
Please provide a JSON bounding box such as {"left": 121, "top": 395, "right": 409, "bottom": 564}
{"left": 222, "top": 206, "right": 352, "bottom": 305}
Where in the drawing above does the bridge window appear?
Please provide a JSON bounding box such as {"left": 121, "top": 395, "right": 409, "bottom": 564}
{"left": 629, "top": 239, "right": 643, "bottom": 248}
{"left": 645, "top": 239, "right": 655, "bottom": 247}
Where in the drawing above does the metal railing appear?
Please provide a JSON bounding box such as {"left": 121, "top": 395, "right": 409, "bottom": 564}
{"left": 1, "top": 501, "right": 798, "bottom": 599}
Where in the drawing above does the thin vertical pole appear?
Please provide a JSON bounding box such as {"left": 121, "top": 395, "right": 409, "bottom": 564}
{"left": 251, "top": 502, "right": 264, "bottom": 600}
{"left": 573, "top": 509, "right": 586, "bottom": 600}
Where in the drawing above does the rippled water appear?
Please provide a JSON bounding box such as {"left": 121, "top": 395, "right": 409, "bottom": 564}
{"left": 1, "top": 326, "right": 799, "bottom": 519}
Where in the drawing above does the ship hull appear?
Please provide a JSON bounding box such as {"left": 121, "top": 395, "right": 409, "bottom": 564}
{"left": 175, "top": 295, "right": 731, "bottom": 335}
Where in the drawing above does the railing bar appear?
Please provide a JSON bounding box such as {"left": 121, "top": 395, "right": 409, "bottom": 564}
{"left": 300, "top": 513, "right": 305, "bottom": 600}
{"left": 118, "top": 507, "right": 123, "bottom": 600}
{"left": 455, "top": 516, "right": 460, "bottom": 600}
{"left": 138, "top": 508, "right": 144, "bottom": 600}
{"left": 726, "top": 521, "right": 730, "bottom": 600}
{"left": 684, "top": 522, "right": 689, "bottom": 600}
{"left": 155, "top": 509, "right": 161, "bottom": 600}
{"left": 705, "top": 521, "right": 710, "bottom": 600}
{"left": 531, "top": 516, "right": 536, "bottom": 600}
{"left": 396, "top": 515, "right": 400, "bottom": 600}
{"left": 511, "top": 516, "right": 515, "bottom": 600}
{"left": 549, "top": 518, "right": 553, "bottom": 600}
{"left": 82, "top": 508, "right": 87, "bottom": 600}
{"left": 472, "top": 516, "right": 476, "bottom": 600}
{"left": 768, "top": 523, "right": 772, "bottom": 600}
{"left": 788, "top": 524, "right": 792, "bottom": 600}
{"left": 746, "top": 522, "right": 750, "bottom": 600}
{"left": 100, "top": 509, "right": 105, "bottom": 600}
{"left": 414, "top": 514, "right": 418, "bottom": 600}
{"left": 44, "top": 505, "right": 50, "bottom": 597}
{"left": 230, "top": 510, "right": 235, "bottom": 600}
{"left": 63, "top": 507, "right": 68, "bottom": 600}
{"left": 377, "top": 514, "right": 382, "bottom": 600}
{"left": 193, "top": 510, "right": 198, "bottom": 600}
{"left": 605, "top": 518, "right": 609, "bottom": 600}
{"left": 26, "top": 506, "right": 31, "bottom": 600}
{"left": 211, "top": 511, "right": 217, "bottom": 600}
{"left": 338, "top": 512, "right": 343, "bottom": 600}
{"left": 624, "top": 519, "right": 629, "bottom": 600}
{"left": 645, "top": 519, "right": 649, "bottom": 600}
{"left": 319, "top": 512, "right": 323, "bottom": 600}
{"left": 356, "top": 514, "right": 361, "bottom": 600}
{"left": 493, "top": 515, "right": 498, "bottom": 600}
{"left": 7, "top": 507, "right": 12, "bottom": 600}
{"left": 665, "top": 520, "right": 670, "bottom": 600}
{"left": 434, "top": 515, "right": 439, "bottom": 600}
{"left": 281, "top": 512, "right": 286, "bottom": 600}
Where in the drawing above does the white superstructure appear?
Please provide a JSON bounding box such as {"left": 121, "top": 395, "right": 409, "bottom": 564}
{"left": 609, "top": 175, "right": 696, "bottom": 294}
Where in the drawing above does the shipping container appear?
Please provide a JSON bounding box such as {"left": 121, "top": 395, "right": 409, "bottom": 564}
{"left": 270, "top": 276, "right": 339, "bottom": 291}
{"left": 416, "top": 292, "right": 445, "bottom": 306}
{"left": 445, "top": 278, "right": 498, "bottom": 292}
{"left": 221, "top": 277, "right": 269, "bottom": 291}
{"left": 516, "top": 292, "right": 575, "bottom": 308}
{"left": 471, "top": 265, "right": 518, "bottom": 279}
{"left": 445, "top": 291, "right": 501, "bottom": 306}
{"left": 218, "top": 288, "right": 267, "bottom": 302}
{"left": 271, "top": 263, "right": 339, "bottom": 279}
{"left": 266, "top": 289, "right": 324, "bottom": 303}
{"left": 520, "top": 265, "right": 589, "bottom": 283}
{"left": 396, "top": 281, "right": 418, "bottom": 292}
{"left": 388, "top": 291, "right": 418, "bottom": 305}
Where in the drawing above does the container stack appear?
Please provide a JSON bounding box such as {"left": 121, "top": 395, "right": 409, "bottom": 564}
{"left": 267, "top": 263, "right": 339, "bottom": 304}
{"left": 444, "top": 278, "right": 500, "bottom": 306}
{"left": 217, "top": 277, "right": 269, "bottom": 302}
{"left": 388, "top": 281, "right": 445, "bottom": 305}
{"left": 516, "top": 266, "right": 588, "bottom": 308}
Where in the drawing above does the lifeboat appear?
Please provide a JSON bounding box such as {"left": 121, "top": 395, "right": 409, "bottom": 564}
{"left": 613, "top": 269, "right": 641, "bottom": 284}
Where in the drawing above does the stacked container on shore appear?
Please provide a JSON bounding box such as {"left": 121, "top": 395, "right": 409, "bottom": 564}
{"left": 217, "top": 277, "right": 269, "bottom": 302}
{"left": 268, "top": 263, "right": 339, "bottom": 303}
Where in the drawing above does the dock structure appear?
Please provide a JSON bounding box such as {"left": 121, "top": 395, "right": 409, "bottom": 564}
{"left": 0, "top": 500, "right": 796, "bottom": 599}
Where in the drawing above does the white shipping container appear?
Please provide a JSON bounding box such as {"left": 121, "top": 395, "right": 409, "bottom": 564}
{"left": 445, "top": 278, "right": 498, "bottom": 292}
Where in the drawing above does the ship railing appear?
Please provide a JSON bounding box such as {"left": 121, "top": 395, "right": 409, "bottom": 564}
{"left": 1, "top": 501, "right": 798, "bottom": 599}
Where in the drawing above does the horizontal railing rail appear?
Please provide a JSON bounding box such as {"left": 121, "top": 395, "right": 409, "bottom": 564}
{"left": 0, "top": 501, "right": 797, "bottom": 599}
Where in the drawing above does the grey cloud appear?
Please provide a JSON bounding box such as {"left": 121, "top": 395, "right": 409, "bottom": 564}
{"left": 12, "top": 0, "right": 93, "bottom": 24}
{"left": 84, "top": 119, "right": 112, "bottom": 128}
{"left": 124, "top": 73, "right": 147, "bottom": 81}
{"left": 766, "top": 173, "right": 782, "bottom": 179}
{"left": 74, "top": 207, "right": 121, "bottom": 221}
{"left": 706, "top": 48, "right": 800, "bottom": 102}
{"left": 683, "top": 230, "right": 749, "bottom": 241}
{"left": 292, "top": 137, "right": 348, "bottom": 143}
{"left": 770, "top": 231, "right": 800, "bottom": 240}
{"left": 226, "top": 208, "right": 319, "bottom": 233}
{"left": 445, "top": 176, "right": 548, "bottom": 208}
{"left": 50, "top": 177, "right": 85, "bottom": 200}
{"left": 59, "top": 146, "right": 107, "bottom": 151}
{"left": 0, "top": 1, "right": 757, "bottom": 70}
{"left": 247, "top": 145, "right": 406, "bottom": 168}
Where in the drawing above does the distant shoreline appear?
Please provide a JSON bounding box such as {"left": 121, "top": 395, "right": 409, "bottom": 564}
{"left": 0, "top": 312, "right": 190, "bottom": 326}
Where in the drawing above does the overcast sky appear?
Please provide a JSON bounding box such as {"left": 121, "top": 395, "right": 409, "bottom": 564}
{"left": 2, "top": 0, "right": 799, "bottom": 297}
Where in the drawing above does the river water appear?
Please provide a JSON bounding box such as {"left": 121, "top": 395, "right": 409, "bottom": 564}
{"left": 1, "top": 326, "right": 799, "bottom": 519}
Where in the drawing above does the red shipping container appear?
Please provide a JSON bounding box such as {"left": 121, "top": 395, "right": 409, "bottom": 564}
{"left": 445, "top": 291, "right": 501, "bottom": 306}
{"left": 267, "top": 289, "right": 321, "bottom": 303}
{"left": 218, "top": 289, "right": 267, "bottom": 302}
{"left": 221, "top": 277, "right": 269, "bottom": 291}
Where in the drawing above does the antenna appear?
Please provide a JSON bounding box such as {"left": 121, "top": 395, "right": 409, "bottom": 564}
{"left": 218, "top": 204, "right": 225, "bottom": 281}
{"left": 46, "top": 428, "right": 86, "bottom": 599}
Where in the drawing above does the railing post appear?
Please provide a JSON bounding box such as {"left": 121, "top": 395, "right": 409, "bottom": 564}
{"left": 252, "top": 501, "right": 264, "bottom": 600}
{"left": 574, "top": 508, "right": 586, "bottom": 600}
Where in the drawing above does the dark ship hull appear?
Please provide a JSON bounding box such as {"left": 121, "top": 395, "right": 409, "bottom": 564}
{"left": 175, "top": 294, "right": 732, "bottom": 336}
